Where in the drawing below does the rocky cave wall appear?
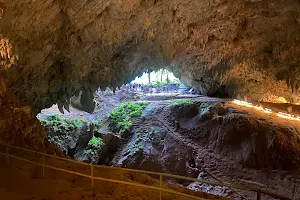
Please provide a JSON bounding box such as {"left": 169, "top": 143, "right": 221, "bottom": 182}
{"left": 0, "top": 75, "right": 63, "bottom": 154}
{"left": 0, "top": 0, "right": 300, "bottom": 112}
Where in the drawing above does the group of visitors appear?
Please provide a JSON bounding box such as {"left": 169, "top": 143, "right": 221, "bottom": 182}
{"left": 126, "top": 83, "right": 180, "bottom": 94}
{"left": 127, "top": 83, "right": 144, "bottom": 92}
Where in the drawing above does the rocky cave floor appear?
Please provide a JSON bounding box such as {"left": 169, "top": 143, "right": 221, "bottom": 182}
{"left": 17, "top": 88, "right": 300, "bottom": 200}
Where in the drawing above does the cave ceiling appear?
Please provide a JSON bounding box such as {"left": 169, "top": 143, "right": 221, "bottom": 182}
{"left": 0, "top": 0, "right": 300, "bottom": 113}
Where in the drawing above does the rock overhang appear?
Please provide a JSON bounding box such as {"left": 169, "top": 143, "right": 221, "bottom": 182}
{"left": 0, "top": 0, "right": 299, "bottom": 113}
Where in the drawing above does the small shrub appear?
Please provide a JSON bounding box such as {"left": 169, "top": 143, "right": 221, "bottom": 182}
{"left": 65, "top": 118, "right": 85, "bottom": 127}
{"left": 108, "top": 101, "right": 147, "bottom": 134}
{"left": 88, "top": 136, "right": 104, "bottom": 148}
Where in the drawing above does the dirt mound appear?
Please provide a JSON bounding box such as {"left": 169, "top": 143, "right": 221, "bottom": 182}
{"left": 173, "top": 103, "right": 300, "bottom": 170}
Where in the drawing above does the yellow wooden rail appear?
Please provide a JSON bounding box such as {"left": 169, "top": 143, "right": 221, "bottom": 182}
{"left": 0, "top": 141, "right": 292, "bottom": 200}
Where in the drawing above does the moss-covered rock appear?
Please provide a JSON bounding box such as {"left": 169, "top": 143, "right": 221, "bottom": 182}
{"left": 38, "top": 114, "right": 90, "bottom": 154}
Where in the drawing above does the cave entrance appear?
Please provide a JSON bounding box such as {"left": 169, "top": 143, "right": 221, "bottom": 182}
{"left": 129, "top": 68, "right": 195, "bottom": 95}
{"left": 37, "top": 68, "right": 199, "bottom": 165}
{"left": 37, "top": 68, "right": 197, "bottom": 117}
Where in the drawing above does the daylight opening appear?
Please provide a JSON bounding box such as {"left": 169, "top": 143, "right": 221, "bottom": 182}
{"left": 129, "top": 69, "right": 195, "bottom": 95}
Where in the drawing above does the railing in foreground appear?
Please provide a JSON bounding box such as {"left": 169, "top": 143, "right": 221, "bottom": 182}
{"left": 0, "top": 141, "right": 292, "bottom": 200}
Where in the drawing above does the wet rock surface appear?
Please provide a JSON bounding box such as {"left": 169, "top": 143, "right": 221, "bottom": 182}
{"left": 0, "top": 0, "right": 300, "bottom": 112}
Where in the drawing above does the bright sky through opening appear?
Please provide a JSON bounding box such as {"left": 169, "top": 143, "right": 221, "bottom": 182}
{"left": 131, "top": 69, "right": 180, "bottom": 84}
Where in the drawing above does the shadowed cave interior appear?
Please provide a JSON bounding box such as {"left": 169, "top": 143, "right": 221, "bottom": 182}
{"left": 0, "top": 0, "right": 300, "bottom": 200}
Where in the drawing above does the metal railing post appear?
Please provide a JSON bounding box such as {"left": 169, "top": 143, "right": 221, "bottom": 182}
{"left": 91, "top": 164, "right": 94, "bottom": 190}
{"left": 160, "top": 174, "right": 162, "bottom": 200}
{"left": 42, "top": 154, "right": 45, "bottom": 178}
{"left": 6, "top": 146, "right": 9, "bottom": 164}
{"left": 257, "top": 192, "right": 261, "bottom": 200}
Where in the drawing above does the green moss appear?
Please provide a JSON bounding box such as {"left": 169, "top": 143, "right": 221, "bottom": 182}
{"left": 166, "top": 99, "right": 194, "bottom": 106}
{"left": 108, "top": 101, "right": 147, "bottom": 134}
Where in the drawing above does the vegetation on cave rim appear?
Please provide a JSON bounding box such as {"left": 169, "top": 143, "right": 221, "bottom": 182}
{"left": 166, "top": 99, "right": 194, "bottom": 106}
{"left": 39, "top": 114, "right": 86, "bottom": 147}
{"left": 107, "top": 101, "right": 147, "bottom": 133}
{"left": 39, "top": 114, "right": 86, "bottom": 133}
{"left": 39, "top": 114, "right": 105, "bottom": 160}
{"left": 39, "top": 114, "right": 104, "bottom": 143}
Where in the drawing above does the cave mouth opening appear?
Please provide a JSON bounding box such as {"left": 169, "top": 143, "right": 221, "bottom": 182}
{"left": 38, "top": 68, "right": 196, "bottom": 115}
{"left": 36, "top": 68, "right": 200, "bottom": 163}
{"left": 129, "top": 68, "right": 195, "bottom": 95}
{"left": 131, "top": 68, "right": 181, "bottom": 86}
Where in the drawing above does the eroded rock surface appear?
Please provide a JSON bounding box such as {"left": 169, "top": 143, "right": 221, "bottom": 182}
{"left": 0, "top": 78, "right": 63, "bottom": 155}
{"left": 0, "top": 0, "right": 299, "bottom": 112}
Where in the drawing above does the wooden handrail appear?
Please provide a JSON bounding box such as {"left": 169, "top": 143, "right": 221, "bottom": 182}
{"left": 0, "top": 151, "right": 207, "bottom": 200}
{"left": 0, "top": 141, "right": 292, "bottom": 200}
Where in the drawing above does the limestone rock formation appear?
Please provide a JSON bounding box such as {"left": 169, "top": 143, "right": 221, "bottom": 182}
{"left": 0, "top": 79, "right": 63, "bottom": 155}
{"left": 0, "top": 0, "right": 300, "bottom": 112}
{"left": 70, "top": 91, "right": 96, "bottom": 114}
